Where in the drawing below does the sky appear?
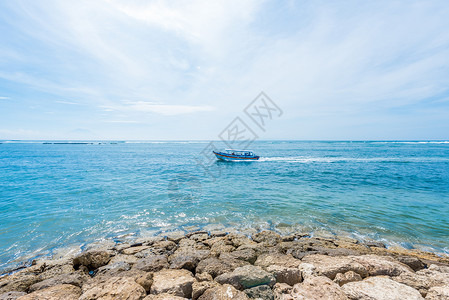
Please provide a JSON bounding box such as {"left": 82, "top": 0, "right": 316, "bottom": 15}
{"left": 0, "top": 0, "right": 449, "bottom": 140}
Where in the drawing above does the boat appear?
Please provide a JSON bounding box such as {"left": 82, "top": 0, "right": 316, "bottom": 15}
{"left": 213, "top": 149, "right": 260, "bottom": 161}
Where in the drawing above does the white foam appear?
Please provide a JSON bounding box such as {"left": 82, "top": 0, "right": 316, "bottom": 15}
{"left": 259, "top": 156, "right": 449, "bottom": 163}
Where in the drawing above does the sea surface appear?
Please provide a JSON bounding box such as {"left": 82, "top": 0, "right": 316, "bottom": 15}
{"left": 1, "top": 140, "right": 449, "bottom": 272}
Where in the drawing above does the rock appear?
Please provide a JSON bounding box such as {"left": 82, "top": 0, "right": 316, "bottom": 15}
{"left": 196, "top": 258, "right": 249, "bottom": 278}
{"left": 190, "top": 233, "right": 209, "bottom": 242}
{"left": 37, "top": 264, "right": 76, "bottom": 281}
{"left": 113, "top": 243, "right": 132, "bottom": 252}
{"left": 336, "top": 237, "right": 359, "bottom": 245}
{"left": 301, "top": 255, "right": 368, "bottom": 279}
{"left": 195, "top": 273, "right": 213, "bottom": 282}
{"left": 73, "top": 250, "right": 111, "bottom": 270}
{"left": 133, "top": 255, "right": 169, "bottom": 272}
{"left": 29, "top": 273, "right": 88, "bottom": 292}
{"left": 136, "top": 241, "right": 177, "bottom": 257}
{"left": 134, "top": 236, "right": 164, "bottom": 246}
{"left": 334, "top": 271, "right": 362, "bottom": 286}
{"left": 287, "top": 276, "right": 348, "bottom": 300}
{"left": 427, "top": 264, "right": 449, "bottom": 273}
{"left": 152, "top": 241, "right": 177, "bottom": 252}
{"left": 121, "top": 246, "right": 150, "bottom": 255}
{"left": 209, "top": 243, "right": 235, "bottom": 257}
{"left": 79, "top": 276, "right": 146, "bottom": 300}
{"left": 0, "top": 275, "right": 39, "bottom": 294}
{"left": 364, "top": 240, "right": 386, "bottom": 248}
{"left": 393, "top": 265, "right": 449, "bottom": 297}
{"left": 186, "top": 231, "right": 208, "bottom": 238}
{"left": 197, "top": 284, "right": 248, "bottom": 300}
{"left": 272, "top": 282, "right": 293, "bottom": 299}
{"left": 228, "top": 234, "right": 255, "bottom": 248}
{"left": 425, "top": 285, "right": 449, "bottom": 300}
{"left": 165, "top": 231, "right": 187, "bottom": 243}
{"left": 244, "top": 285, "right": 274, "bottom": 300}
{"left": 252, "top": 231, "right": 281, "bottom": 246}
{"left": 219, "top": 249, "right": 257, "bottom": 264}
{"left": 0, "top": 291, "right": 26, "bottom": 300}
{"left": 202, "top": 236, "right": 230, "bottom": 248}
{"left": 209, "top": 231, "right": 227, "bottom": 238}
{"left": 108, "top": 254, "right": 138, "bottom": 265}
{"left": 335, "top": 242, "right": 372, "bottom": 255}
{"left": 19, "top": 284, "right": 82, "bottom": 300}
{"left": 169, "top": 249, "right": 210, "bottom": 271}
{"left": 254, "top": 253, "right": 301, "bottom": 269}
{"left": 298, "top": 263, "right": 317, "bottom": 279}
{"left": 396, "top": 256, "right": 426, "bottom": 271}
{"left": 353, "top": 255, "right": 414, "bottom": 277}
{"left": 116, "top": 270, "right": 153, "bottom": 293}
{"left": 214, "top": 265, "right": 276, "bottom": 290}
{"left": 266, "top": 264, "right": 302, "bottom": 286}
{"left": 192, "top": 281, "right": 219, "bottom": 300}
{"left": 342, "top": 276, "right": 423, "bottom": 300}
{"left": 143, "top": 293, "right": 188, "bottom": 299}
{"left": 150, "top": 269, "right": 196, "bottom": 298}
{"left": 95, "top": 262, "right": 131, "bottom": 277}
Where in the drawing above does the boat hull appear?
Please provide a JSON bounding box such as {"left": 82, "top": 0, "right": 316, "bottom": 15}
{"left": 213, "top": 151, "right": 259, "bottom": 161}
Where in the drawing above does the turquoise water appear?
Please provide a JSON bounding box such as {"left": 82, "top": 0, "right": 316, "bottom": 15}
{"left": 1, "top": 140, "right": 449, "bottom": 272}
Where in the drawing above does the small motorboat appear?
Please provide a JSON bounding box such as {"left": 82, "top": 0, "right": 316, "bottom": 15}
{"left": 213, "top": 149, "right": 260, "bottom": 161}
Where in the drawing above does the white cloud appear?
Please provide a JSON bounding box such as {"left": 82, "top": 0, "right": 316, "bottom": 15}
{"left": 1, "top": 0, "right": 449, "bottom": 139}
{"left": 102, "top": 101, "right": 215, "bottom": 116}
{"left": 0, "top": 96, "right": 10, "bottom": 100}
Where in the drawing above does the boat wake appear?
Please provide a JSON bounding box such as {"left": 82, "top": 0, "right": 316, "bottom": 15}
{"left": 258, "top": 156, "right": 449, "bottom": 163}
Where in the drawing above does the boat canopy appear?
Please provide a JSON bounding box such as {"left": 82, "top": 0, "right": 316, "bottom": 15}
{"left": 224, "top": 149, "right": 255, "bottom": 155}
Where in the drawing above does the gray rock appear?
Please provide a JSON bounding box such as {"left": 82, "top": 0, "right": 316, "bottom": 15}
{"left": 133, "top": 255, "right": 169, "bottom": 272}
{"left": 364, "top": 240, "right": 386, "bottom": 248}
{"left": 121, "top": 245, "right": 150, "bottom": 255}
{"left": 0, "top": 291, "right": 26, "bottom": 300}
{"left": 266, "top": 265, "right": 302, "bottom": 286}
{"left": 73, "top": 250, "right": 111, "bottom": 270}
{"left": 169, "top": 249, "right": 210, "bottom": 271}
{"left": 196, "top": 258, "right": 249, "bottom": 278}
{"left": 396, "top": 256, "right": 426, "bottom": 272}
{"left": 252, "top": 231, "right": 281, "bottom": 246}
{"left": 0, "top": 275, "right": 39, "bottom": 294}
{"left": 95, "top": 261, "right": 131, "bottom": 277}
{"left": 244, "top": 285, "right": 274, "bottom": 300}
{"left": 215, "top": 265, "right": 276, "bottom": 290}
{"left": 29, "top": 273, "right": 88, "bottom": 292}
{"left": 219, "top": 248, "right": 257, "bottom": 264}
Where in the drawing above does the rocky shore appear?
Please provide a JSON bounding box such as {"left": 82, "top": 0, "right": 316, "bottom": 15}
{"left": 1, "top": 229, "right": 449, "bottom": 300}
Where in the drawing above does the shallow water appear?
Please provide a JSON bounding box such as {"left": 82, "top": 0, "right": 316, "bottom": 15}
{"left": 1, "top": 140, "right": 449, "bottom": 272}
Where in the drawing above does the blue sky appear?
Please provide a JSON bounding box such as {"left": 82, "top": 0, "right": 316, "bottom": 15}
{"left": 1, "top": 0, "right": 449, "bottom": 140}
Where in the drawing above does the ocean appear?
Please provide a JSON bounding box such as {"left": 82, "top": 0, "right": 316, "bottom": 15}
{"left": 1, "top": 140, "right": 448, "bottom": 272}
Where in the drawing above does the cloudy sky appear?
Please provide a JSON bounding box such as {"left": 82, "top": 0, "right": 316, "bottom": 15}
{"left": 1, "top": 0, "right": 449, "bottom": 140}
